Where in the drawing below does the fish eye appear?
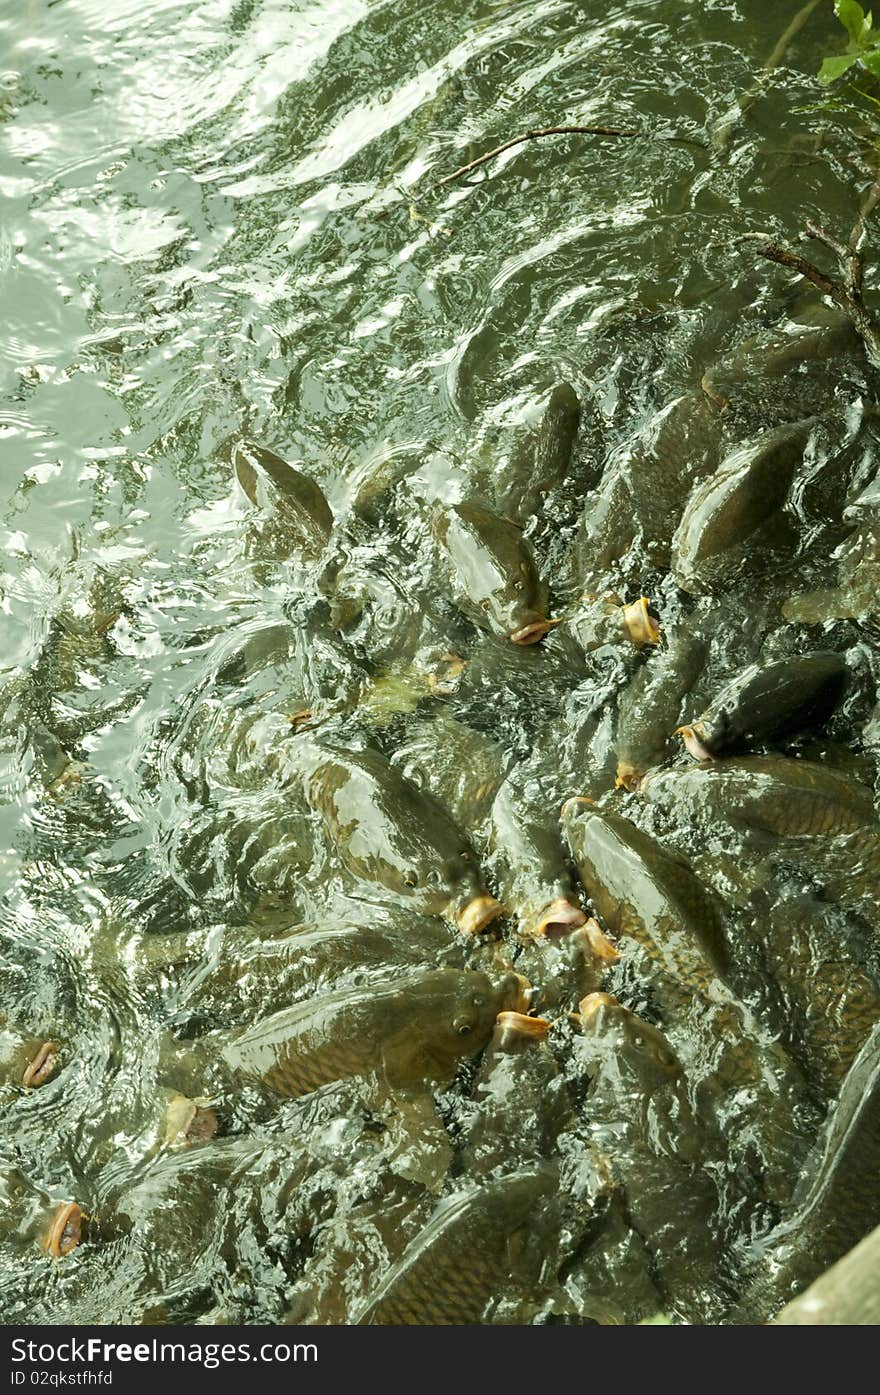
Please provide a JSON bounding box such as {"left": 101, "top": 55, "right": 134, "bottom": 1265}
{"left": 403, "top": 871, "right": 418, "bottom": 888}
{"left": 457, "top": 1023, "right": 472, "bottom": 1036}
{"left": 631, "top": 1035, "right": 644, "bottom": 1050}
{"left": 480, "top": 599, "right": 490, "bottom": 611}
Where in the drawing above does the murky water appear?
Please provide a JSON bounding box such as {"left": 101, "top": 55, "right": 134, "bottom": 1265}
{"left": 1, "top": 0, "right": 879, "bottom": 1325}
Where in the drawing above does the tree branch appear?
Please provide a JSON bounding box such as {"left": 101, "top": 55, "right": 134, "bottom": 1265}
{"left": 435, "top": 125, "right": 638, "bottom": 187}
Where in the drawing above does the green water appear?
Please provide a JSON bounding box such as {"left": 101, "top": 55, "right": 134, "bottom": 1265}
{"left": 0, "top": 0, "right": 878, "bottom": 1324}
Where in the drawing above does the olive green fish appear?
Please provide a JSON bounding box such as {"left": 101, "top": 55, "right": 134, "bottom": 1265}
{"left": 677, "top": 652, "right": 848, "bottom": 760}
{"left": 561, "top": 800, "right": 729, "bottom": 998}
{"left": 300, "top": 742, "right": 503, "bottom": 933}
{"left": 219, "top": 968, "right": 526, "bottom": 1098}
{"left": 233, "top": 440, "right": 333, "bottom": 560}
{"left": 572, "top": 993, "right": 729, "bottom": 1321}
{"left": 355, "top": 1169, "right": 560, "bottom": 1324}
{"left": 433, "top": 501, "right": 555, "bottom": 644}
{"left": 671, "top": 418, "right": 816, "bottom": 591}
{"left": 641, "top": 756, "right": 877, "bottom": 839}
{"left": 731, "top": 1018, "right": 880, "bottom": 1321}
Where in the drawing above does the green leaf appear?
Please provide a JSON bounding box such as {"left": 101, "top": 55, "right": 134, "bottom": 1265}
{"left": 818, "top": 51, "right": 862, "bottom": 83}
{"left": 859, "top": 46, "right": 880, "bottom": 71}
{"left": 835, "top": 0, "right": 870, "bottom": 45}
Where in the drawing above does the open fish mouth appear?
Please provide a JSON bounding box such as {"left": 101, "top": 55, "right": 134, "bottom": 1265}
{"left": 22, "top": 1041, "right": 59, "bottom": 1088}
{"left": 43, "top": 1202, "right": 83, "bottom": 1259}
{"left": 526, "top": 896, "right": 587, "bottom": 939}
{"left": 510, "top": 617, "right": 560, "bottom": 645}
{"left": 457, "top": 894, "right": 504, "bottom": 935}
{"left": 614, "top": 761, "right": 643, "bottom": 791}
{"left": 676, "top": 723, "right": 715, "bottom": 761}
{"left": 580, "top": 918, "right": 621, "bottom": 964}
{"left": 576, "top": 991, "right": 622, "bottom": 1027}
{"left": 622, "top": 597, "right": 661, "bottom": 647}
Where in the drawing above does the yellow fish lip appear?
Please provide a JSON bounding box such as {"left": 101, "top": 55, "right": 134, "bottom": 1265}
{"left": 22, "top": 1041, "right": 59, "bottom": 1089}
{"left": 493, "top": 1011, "right": 552, "bottom": 1045}
{"left": 675, "top": 723, "right": 715, "bottom": 761}
{"left": 524, "top": 896, "right": 587, "bottom": 939}
{"left": 579, "top": 918, "right": 621, "bottom": 964}
{"left": 43, "top": 1201, "right": 83, "bottom": 1259}
{"left": 456, "top": 894, "right": 504, "bottom": 935}
{"left": 575, "top": 991, "right": 622, "bottom": 1025}
{"left": 622, "top": 597, "right": 661, "bottom": 647}
{"left": 510, "top": 617, "right": 560, "bottom": 645}
{"left": 559, "top": 794, "right": 597, "bottom": 820}
{"left": 614, "top": 761, "right": 644, "bottom": 791}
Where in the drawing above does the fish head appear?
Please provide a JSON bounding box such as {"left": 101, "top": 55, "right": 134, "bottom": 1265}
{"left": 576, "top": 993, "right": 682, "bottom": 1087}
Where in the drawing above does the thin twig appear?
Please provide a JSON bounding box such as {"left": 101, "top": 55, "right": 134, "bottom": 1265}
{"left": 849, "top": 174, "right": 880, "bottom": 296}
{"left": 713, "top": 0, "right": 824, "bottom": 153}
{"left": 751, "top": 236, "right": 880, "bottom": 367}
{"left": 804, "top": 217, "right": 866, "bottom": 299}
{"left": 435, "top": 125, "right": 638, "bottom": 186}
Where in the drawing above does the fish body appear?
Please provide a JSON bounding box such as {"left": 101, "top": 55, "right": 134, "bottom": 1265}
{"left": 614, "top": 624, "right": 707, "bottom": 787}
{"left": 672, "top": 419, "right": 816, "bottom": 591}
{"left": 489, "top": 776, "right": 586, "bottom": 939}
{"left": 355, "top": 1170, "right": 559, "bottom": 1324}
{"left": 219, "top": 969, "right": 524, "bottom": 1098}
{"left": 733, "top": 1019, "right": 880, "bottom": 1320}
{"left": 679, "top": 652, "right": 848, "bottom": 760}
{"left": 302, "top": 743, "right": 501, "bottom": 929}
{"left": 499, "top": 382, "right": 581, "bottom": 524}
{"left": 462, "top": 1013, "right": 570, "bottom": 1175}
{"left": 433, "top": 501, "right": 553, "bottom": 644}
{"left": 572, "top": 994, "right": 726, "bottom": 1320}
{"left": 641, "top": 757, "right": 876, "bottom": 839}
{"left": 561, "top": 802, "right": 728, "bottom": 998}
{"left": 233, "top": 440, "right": 333, "bottom": 559}
{"left": 576, "top": 392, "right": 721, "bottom": 575}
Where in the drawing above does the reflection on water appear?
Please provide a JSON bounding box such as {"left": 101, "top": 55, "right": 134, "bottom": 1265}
{"left": 0, "top": 0, "right": 878, "bottom": 1324}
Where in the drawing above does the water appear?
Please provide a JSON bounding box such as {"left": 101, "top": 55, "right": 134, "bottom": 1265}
{"left": 1, "top": 0, "right": 879, "bottom": 1324}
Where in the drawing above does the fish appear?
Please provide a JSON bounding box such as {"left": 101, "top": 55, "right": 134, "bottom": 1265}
{"left": 174, "top": 915, "right": 459, "bottom": 1033}
{"left": 233, "top": 440, "right": 333, "bottom": 560}
{"left": 575, "top": 392, "right": 722, "bottom": 576}
{"left": 614, "top": 623, "right": 707, "bottom": 788}
{"left": 561, "top": 800, "right": 729, "bottom": 1000}
{"left": 677, "top": 652, "right": 848, "bottom": 760}
{"left": 571, "top": 993, "right": 728, "bottom": 1321}
{"left": 498, "top": 382, "right": 582, "bottom": 524}
{"left": 568, "top": 594, "right": 660, "bottom": 657}
{"left": 640, "top": 756, "right": 877, "bottom": 839}
{"left": 218, "top": 968, "right": 528, "bottom": 1098}
{"left": 355, "top": 1170, "right": 561, "bottom": 1324}
{"left": 758, "top": 894, "right": 880, "bottom": 1097}
{"left": 731, "top": 1019, "right": 880, "bottom": 1321}
{"left": 489, "top": 775, "right": 587, "bottom": 939}
{"left": 783, "top": 524, "right": 880, "bottom": 623}
{"left": 461, "top": 1012, "right": 570, "bottom": 1176}
{"left": 300, "top": 742, "right": 503, "bottom": 932}
{"left": 433, "top": 501, "right": 555, "bottom": 644}
{"left": 671, "top": 418, "right": 817, "bottom": 591}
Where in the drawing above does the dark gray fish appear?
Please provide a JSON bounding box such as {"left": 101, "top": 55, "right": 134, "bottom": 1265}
{"left": 433, "top": 501, "right": 555, "bottom": 644}
{"left": 677, "top": 652, "right": 848, "bottom": 760}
